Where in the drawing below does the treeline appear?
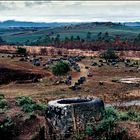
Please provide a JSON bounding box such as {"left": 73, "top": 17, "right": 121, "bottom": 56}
{"left": 30, "top": 32, "right": 140, "bottom": 51}
{"left": 1, "top": 32, "right": 140, "bottom": 51}
{"left": 0, "top": 37, "right": 7, "bottom": 45}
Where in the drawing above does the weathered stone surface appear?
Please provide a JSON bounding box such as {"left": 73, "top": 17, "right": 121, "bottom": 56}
{"left": 46, "top": 97, "right": 104, "bottom": 138}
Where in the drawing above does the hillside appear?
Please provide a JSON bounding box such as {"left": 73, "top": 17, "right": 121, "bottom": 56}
{"left": 0, "top": 20, "right": 75, "bottom": 28}
{"left": 0, "top": 22, "right": 140, "bottom": 45}
{"left": 124, "top": 22, "right": 140, "bottom": 27}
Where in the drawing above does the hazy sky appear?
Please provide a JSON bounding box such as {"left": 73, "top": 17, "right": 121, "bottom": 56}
{"left": 0, "top": 1, "right": 140, "bottom": 22}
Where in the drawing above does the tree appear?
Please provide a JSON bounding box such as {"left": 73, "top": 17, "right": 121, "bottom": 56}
{"left": 24, "top": 40, "right": 30, "bottom": 45}
{"left": 76, "top": 35, "right": 80, "bottom": 41}
{"left": 44, "top": 35, "right": 52, "bottom": 45}
{"left": 101, "top": 48, "right": 118, "bottom": 60}
{"left": 86, "top": 32, "right": 91, "bottom": 41}
{"left": 50, "top": 48, "right": 55, "bottom": 56}
{"left": 133, "top": 33, "right": 140, "bottom": 47}
{"left": 16, "top": 47, "right": 27, "bottom": 55}
{"left": 0, "top": 36, "right": 6, "bottom": 45}
{"left": 64, "top": 37, "right": 69, "bottom": 42}
{"left": 97, "top": 32, "right": 102, "bottom": 40}
{"left": 70, "top": 35, "right": 74, "bottom": 41}
{"left": 104, "top": 32, "right": 109, "bottom": 42}
{"left": 40, "top": 48, "right": 48, "bottom": 55}
{"left": 52, "top": 61, "right": 70, "bottom": 76}
{"left": 55, "top": 34, "right": 60, "bottom": 42}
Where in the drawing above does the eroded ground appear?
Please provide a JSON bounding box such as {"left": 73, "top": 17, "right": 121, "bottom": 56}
{"left": 0, "top": 54, "right": 139, "bottom": 105}
{"left": 0, "top": 53, "right": 140, "bottom": 139}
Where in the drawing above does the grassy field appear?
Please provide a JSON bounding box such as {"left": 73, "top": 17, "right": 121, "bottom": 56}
{"left": 0, "top": 54, "right": 139, "bottom": 104}
{"left": 0, "top": 53, "right": 140, "bottom": 139}
{"left": 1, "top": 24, "right": 140, "bottom": 43}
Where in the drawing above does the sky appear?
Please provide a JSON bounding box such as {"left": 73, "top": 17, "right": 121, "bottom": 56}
{"left": 0, "top": 1, "right": 140, "bottom": 22}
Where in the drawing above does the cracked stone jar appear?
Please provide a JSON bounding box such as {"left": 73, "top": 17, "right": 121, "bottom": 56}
{"left": 46, "top": 97, "right": 104, "bottom": 139}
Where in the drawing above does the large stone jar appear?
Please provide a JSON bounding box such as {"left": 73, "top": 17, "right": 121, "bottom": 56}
{"left": 46, "top": 97, "right": 104, "bottom": 139}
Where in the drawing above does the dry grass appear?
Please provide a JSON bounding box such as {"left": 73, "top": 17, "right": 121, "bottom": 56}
{"left": 0, "top": 54, "right": 139, "bottom": 105}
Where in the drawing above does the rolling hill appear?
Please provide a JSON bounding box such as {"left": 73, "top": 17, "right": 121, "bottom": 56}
{"left": 0, "top": 20, "right": 75, "bottom": 28}
{"left": 0, "top": 21, "right": 140, "bottom": 44}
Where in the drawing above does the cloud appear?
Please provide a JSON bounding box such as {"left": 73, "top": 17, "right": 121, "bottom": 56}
{"left": 24, "top": 1, "right": 51, "bottom": 7}
{"left": 0, "top": 2, "right": 16, "bottom": 10}
{"left": 0, "top": 1, "right": 140, "bottom": 22}
{"left": 0, "top": 3, "right": 8, "bottom": 10}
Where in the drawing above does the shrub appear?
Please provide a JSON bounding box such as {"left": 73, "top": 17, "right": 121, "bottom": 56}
{"left": 83, "top": 107, "right": 140, "bottom": 139}
{"left": 16, "top": 47, "right": 27, "bottom": 55}
{"left": 16, "top": 96, "right": 47, "bottom": 113}
{"left": 101, "top": 48, "right": 118, "bottom": 60}
{"left": 104, "top": 108, "right": 140, "bottom": 122}
{"left": 0, "top": 117, "right": 16, "bottom": 138}
{"left": 119, "top": 109, "right": 140, "bottom": 122}
{"left": 0, "top": 99, "right": 7, "bottom": 109}
{"left": 84, "top": 107, "right": 140, "bottom": 139}
{"left": 86, "top": 123, "right": 94, "bottom": 136}
{"left": 21, "top": 104, "right": 35, "bottom": 113}
{"left": 0, "top": 94, "right": 4, "bottom": 100}
{"left": 119, "top": 112, "right": 129, "bottom": 121}
{"left": 16, "top": 96, "right": 34, "bottom": 106}
{"left": 96, "top": 117, "right": 115, "bottom": 132}
{"left": 52, "top": 61, "right": 70, "bottom": 76}
{"left": 127, "top": 109, "right": 138, "bottom": 118}
{"left": 33, "top": 102, "right": 47, "bottom": 110}
{"left": 104, "top": 107, "right": 119, "bottom": 120}
{"left": 0, "top": 94, "right": 7, "bottom": 109}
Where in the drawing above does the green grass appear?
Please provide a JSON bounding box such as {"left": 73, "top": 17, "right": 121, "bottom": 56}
{"left": 1, "top": 25, "right": 140, "bottom": 43}
{"left": 84, "top": 107, "right": 140, "bottom": 139}
{"left": 2, "top": 34, "right": 43, "bottom": 43}
{"left": 16, "top": 96, "right": 47, "bottom": 113}
{"left": 0, "top": 117, "right": 16, "bottom": 138}
{"left": 0, "top": 94, "right": 7, "bottom": 110}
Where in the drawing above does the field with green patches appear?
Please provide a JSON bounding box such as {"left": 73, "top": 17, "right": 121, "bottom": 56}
{"left": 0, "top": 51, "right": 140, "bottom": 139}
{"left": 1, "top": 24, "right": 140, "bottom": 43}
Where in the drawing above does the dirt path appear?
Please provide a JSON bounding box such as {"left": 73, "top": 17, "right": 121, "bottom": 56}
{"left": 0, "top": 62, "right": 89, "bottom": 98}
{"left": 71, "top": 62, "right": 88, "bottom": 86}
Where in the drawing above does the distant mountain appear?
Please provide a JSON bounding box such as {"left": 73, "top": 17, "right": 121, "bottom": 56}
{"left": 124, "top": 22, "right": 140, "bottom": 27}
{"left": 0, "top": 20, "right": 75, "bottom": 28}
{"left": 1, "top": 20, "right": 140, "bottom": 28}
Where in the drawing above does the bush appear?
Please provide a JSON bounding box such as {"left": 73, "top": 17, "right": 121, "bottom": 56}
{"left": 104, "top": 107, "right": 119, "bottom": 120}
{"left": 101, "top": 48, "right": 118, "bottom": 60}
{"left": 16, "top": 96, "right": 34, "bottom": 106}
{"left": 16, "top": 96, "right": 47, "bottom": 113}
{"left": 119, "top": 109, "right": 140, "bottom": 122}
{"left": 0, "top": 94, "right": 4, "bottom": 100}
{"left": 0, "top": 99, "right": 7, "bottom": 109}
{"left": 81, "top": 107, "right": 140, "bottom": 139}
{"left": 33, "top": 102, "right": 47, "bottom": 110}
{"left": 0, "top": 117, "right": 16, "bottom": 138}
{"left": 0, "top": 95, "right": 7, "bottom": 109}
{"left": 84, "top": 107, "right": 140, "bottom": 139}
{"left": 86, "top": 123, "right": 94, "bottom": 136}
{"left": 85, "top": 107, "right": 125, "bottom": 139}
{"left": 96, "top": 117, "right": 115, "bottom": 132}
{"left": 21, "top": 104, "right": 35, "bottom": 113}
{"left": 16, "top": 47, "right": 27, "bottom": 55}
{"left": 119, "top": 112, "right": 129, "bottom": 121}
{"left": 52, "top": 61, "right": 70, "bottom": 76}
